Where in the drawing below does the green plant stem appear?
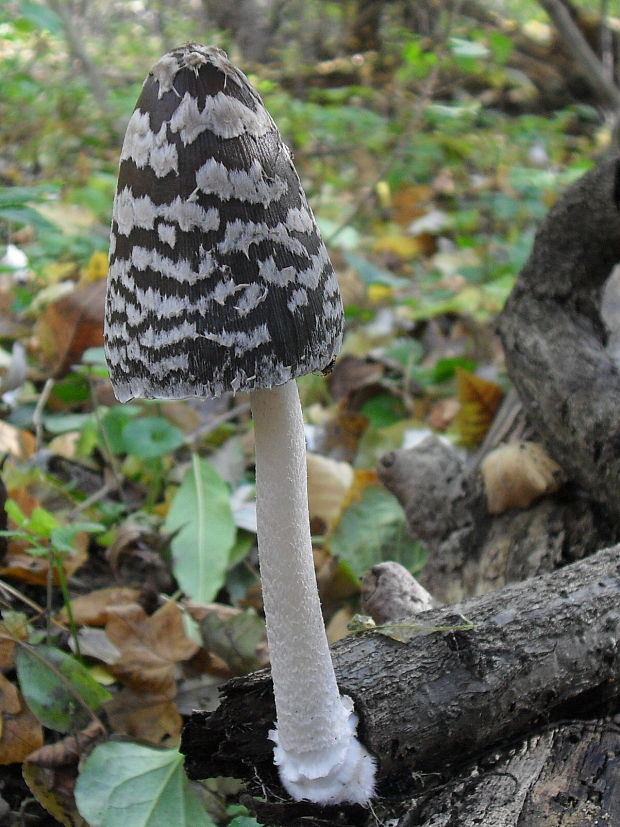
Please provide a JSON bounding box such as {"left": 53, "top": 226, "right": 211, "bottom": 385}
{"left": 53, "top": 553, "right": 81, "bottom": 661}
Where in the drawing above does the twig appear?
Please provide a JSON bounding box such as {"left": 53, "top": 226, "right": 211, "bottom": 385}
{"left": 184, "top": 402, "right": 251, "bottom": 448}
{"left": 538, "top": 0, "right": 620, "bottom": 108}
{"left": 32, "top": 377, "right": 54, "bottom": 453}
{"left": 67, "top": 481, "right": 115, "bottom": 520}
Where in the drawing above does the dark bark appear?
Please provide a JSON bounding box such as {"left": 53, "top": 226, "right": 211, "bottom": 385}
{"left": 377, "top": 430, "right": 617, "bottom": 604}
{"left": 498, "top": 156, "right": 620, "bottom": 523}
{"left": 397, "top": 714, "right": 620, "bottom": 826}
{"left": 183, "top": 546, "right": 620, "bottom": 825}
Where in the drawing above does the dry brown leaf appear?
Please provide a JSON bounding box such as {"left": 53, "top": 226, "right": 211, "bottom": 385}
{"left": 0, "top": 675, "right": 44, "bottom": 764}
{"left": 481, "top": 441, "right": 566, "bottom": 515}
{"left": 0, "top": 421, "right": 36, "bottom": 459}
{"left": 0, "top": 539, "right": 87, "bottom": 586}
{"left": 326, "top": 607, "right": 354, "bottom": 644}
{"left": 104, "top": 600, "right": 199, "bottom": 695}
{"left": 34, "top": 280, "right": 105, "bottom": 377}
{"left": 319, "top": 405, "right": 369, "bottom": 463}
{"left": 0, "top": 673, "right": 20, "bottom": 715}
{"left": 22, "top": 763, "right": 85, "bottom": 827}
{"left": 391, "top": 183, "right": 434, "bottom": 226}
{"left": 105, "top": 687, "right": 182, "bottom": 742}
{"left": 307, "top": 453, "right": 354, "bottom": 530}
{"left": 56, "top": 586, "right": 140, "bottom": 626}
{"left": 328, "top": 354, "right": 384, "bottom": 402}
{"left": 0, "top": 611, "right": 30, "bottom": 669}
{"left": 427, "top": 397, "right": 460, "bottom": 431}
{"left": 26, "top": 721, "right": 104, "bottom": 768}
{"left": 455, "top": 368, "right": 504, "bottom": 447}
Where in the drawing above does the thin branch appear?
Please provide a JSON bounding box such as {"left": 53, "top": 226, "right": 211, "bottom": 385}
{"left": 538, "top": 0, "right": 620, "bottom": 108}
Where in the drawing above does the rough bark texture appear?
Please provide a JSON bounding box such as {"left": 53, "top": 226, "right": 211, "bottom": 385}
{"left": 377, "top": 430, "right": 617, "bottom": 604}
{"left": 183, "top": 546, "right": 620, "bottom": 825}
{"left": 498, "top": 155, "right": 620, "bottom": 523}
{"left": 377, "top": 157, "right": 620, "bottom": 606}
{"left": 397, "top": 715, "right": 620, "bottom": 826}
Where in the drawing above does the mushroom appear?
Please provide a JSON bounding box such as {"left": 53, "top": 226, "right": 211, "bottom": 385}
{"left": 103, "top": 44, "right": 376, "bottom": 805}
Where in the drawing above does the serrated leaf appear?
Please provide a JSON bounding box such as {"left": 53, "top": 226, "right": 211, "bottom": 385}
{"left": 165, "top": 455, "right": 236, "bottom": 602}
{"left": 455, "top": 368, "right": 503, "bottom": 447}
{"left": 75, "top": 742, "right": 214, "bottom": 827}
{"left": 15, "top": 644, "right": 111, "bottom": 733}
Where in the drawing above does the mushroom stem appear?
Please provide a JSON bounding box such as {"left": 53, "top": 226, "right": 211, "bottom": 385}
{"left": 250, "top": 379, "right": 376, "bottom": 805}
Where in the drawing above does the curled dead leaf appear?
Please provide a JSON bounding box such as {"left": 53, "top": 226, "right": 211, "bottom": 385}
{"left": 455, "top": 368, "right": 504, "bottom": 448}
{"left": 26, "top": 721, "right": 104, "bottom": 768}
{"left": 34, "top": 280, "right": 105, "bottom": 377}
{"left": 307, "top": 453, "right": 354, "bottom": 530}
{"left": 56, "top": 586, "right": 140, "bottom": 627}
{"left": 104, "top": 600, "right": 199, "bottom": 696}
{"left": 0, "top": 674, "right": 44, "bottom": 764}
{"left": 481, "top": 441, "right": 566, "bottom": 515}
{"left": 105, "top": 687, "right": 182, "bottom": 743}
{"left": 22, "top": 762, "right": 85, "bottom": 827}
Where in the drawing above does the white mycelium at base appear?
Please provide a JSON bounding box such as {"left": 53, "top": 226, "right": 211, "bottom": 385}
{"left": 251, "top": 381, "right": 377, "bottom": 805}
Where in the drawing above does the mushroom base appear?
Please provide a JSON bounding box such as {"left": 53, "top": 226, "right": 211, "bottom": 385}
{"left": 269, "top": 695, "right": 377, "bottom": 806}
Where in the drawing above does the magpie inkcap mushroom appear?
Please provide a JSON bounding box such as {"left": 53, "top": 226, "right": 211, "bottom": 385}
{"left": 104, "top": 43, "right": 376, "bottom": 806}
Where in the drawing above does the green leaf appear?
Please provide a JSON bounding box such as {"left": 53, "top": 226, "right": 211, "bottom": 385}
{"left": 43, "top": 412, "right": 93, "bottom": 434}
{"left": 99, "top": 405, "right": 141, "bottom": 454}
{"left": 5, "top": 499, "right": 27, "bottom": 527}
{"left": 15, "top": 644, "right": 111, "bottom": 733}
{"left": 75, "top": 742, "right": 214, "bottom": 827}
{"left": 329, "top": 482, "right": 426, "bottom": 578}
{"left": 348, "top": 613, "right": 475, "bottom": 643}
{"left": 359, "top": 393, "right": 406, "bottom": 428}
{"left": 122, "top": 416, "right": 184, "bottom": 459}
{"left": 199, "top": 609, "right": 265, "bottom": 675}
{"left": 345, "top": 252, "right": 408, "bottom": 287}
{"left": 27, "top": 507, "right": 59, "bottom": 539}
{"left": 0, "top": 205, "right": 56, "bottom": 231}
{"left": 51, "top": 522, "right": 103, "bottom": 555}
{"left": 17, "top": 0, "right": 64, "bottom": 35}
{"left": 165, "top": 455, "right": 236, "bottom": 602}
{"left": 0, "top": 185, "right": 54, "bottom": 208}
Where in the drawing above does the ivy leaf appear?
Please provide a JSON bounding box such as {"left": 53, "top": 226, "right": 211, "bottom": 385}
{"left": 75, "top": 742, "right": 214, "bottom": 827}
{"left": 165, "top": 455, "right": 236, "bottom": 602}
{"left": 15, "top": 644, "right": 111, "bottom": 733}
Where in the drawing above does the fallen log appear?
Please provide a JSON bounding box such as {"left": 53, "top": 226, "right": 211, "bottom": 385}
{"left": 182, "top": 545, "right": 620, "bottom": 824}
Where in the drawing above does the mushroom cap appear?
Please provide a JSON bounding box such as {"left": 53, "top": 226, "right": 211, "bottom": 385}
{"left": 104, "top": 44, "right": 343, "bottom": 402}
